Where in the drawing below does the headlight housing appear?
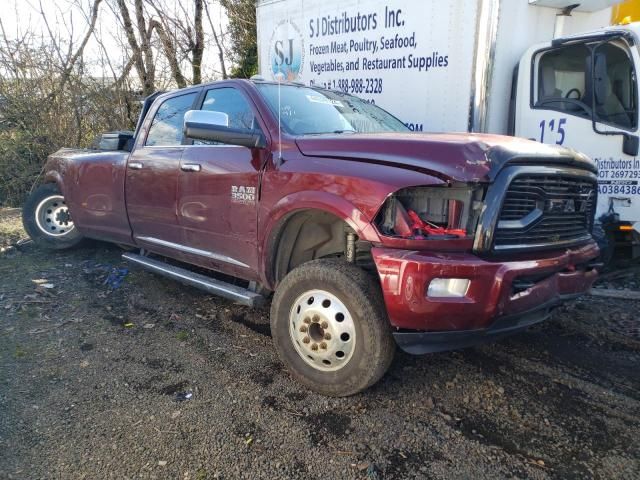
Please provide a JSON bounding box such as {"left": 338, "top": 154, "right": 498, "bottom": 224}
{"left": 376, "top": 185, "right": 484, "bottom": 240}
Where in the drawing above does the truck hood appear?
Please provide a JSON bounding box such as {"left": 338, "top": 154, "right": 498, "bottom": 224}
{"left": 294, "top": 132, "right": 595, "bottom": 183}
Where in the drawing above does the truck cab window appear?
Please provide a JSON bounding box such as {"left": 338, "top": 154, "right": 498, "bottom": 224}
{"left": 194, "top": 87, "right": 259, "bottom": 145}
{"left": 536, "top": 41, "right": 637, "bottom": 130}
{"left": 201, "top": 88, "right": 256, "bottom": 130}
{"left": 593, "top": 42, "right": 637, "bottom": 130}
{"left": 536, "top": 44, "right": 591, "bottom": 119}
{"left": 145, "top": 92, "right": 198, "bottom": 146}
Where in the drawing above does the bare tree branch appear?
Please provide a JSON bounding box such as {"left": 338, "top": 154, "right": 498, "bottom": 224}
{"left": 116, "top": 0, "right": 155, "bottom": 95}
{"left": 204, "top": 0, "right": 227, "bottom": 79}
{"left": 58, "top": 0, "right": 103, "bottom": 92}
{"left": 149, "top": 18, "right": 186, "bottom": 88}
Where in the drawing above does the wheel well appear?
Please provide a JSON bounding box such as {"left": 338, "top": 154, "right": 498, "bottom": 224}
{"left": 270, "top": 209, "right": 372, "bottom": 285}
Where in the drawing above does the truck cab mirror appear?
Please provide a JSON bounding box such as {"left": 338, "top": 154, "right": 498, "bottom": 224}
{"left": 183, "top": 110, "right": 266, "bottom": 149}
{"left": 593, "top": 52, "right": 608, "bottom": 106}
{"left": 623, "top": 133, "right": 639, "bottom": 156}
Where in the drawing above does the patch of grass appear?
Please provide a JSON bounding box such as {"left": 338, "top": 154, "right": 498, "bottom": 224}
{"left": 196, "top": 469, "right": 208, "bottom": 480}
{"left": 176, "top": 331, "right": 189, "bottom": 342}
{"left": 18, "top": 304, "right": 40, "bottom": 320}
{"left": 14, "top": 346, "right": 27, "bottom": 358}
{"left": 0, "top": 208, "right": 25, "bottom": 246}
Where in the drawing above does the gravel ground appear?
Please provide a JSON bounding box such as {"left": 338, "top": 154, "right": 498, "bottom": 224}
{"left": 1, "top": 208, "right": 639, "bottom": 479}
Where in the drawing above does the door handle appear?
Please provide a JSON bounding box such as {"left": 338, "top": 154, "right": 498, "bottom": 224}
{"left": 181, "top": 163, "right": 201, "bottom": 172}
{"left": 129, "top": 162, "right": 143, "bottom": 170}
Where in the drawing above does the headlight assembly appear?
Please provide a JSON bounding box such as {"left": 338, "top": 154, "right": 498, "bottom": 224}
{"left": 376, "top": 185, "right": 484, "bottom": 240}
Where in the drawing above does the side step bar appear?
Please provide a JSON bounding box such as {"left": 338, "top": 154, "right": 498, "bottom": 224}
{"left": 122, "top": 253, "right": 265, "bottom": 307}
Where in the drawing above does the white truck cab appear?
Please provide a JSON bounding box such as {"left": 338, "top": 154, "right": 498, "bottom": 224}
{"left": 514, "top": 22, "right": 640, "bottom": 258}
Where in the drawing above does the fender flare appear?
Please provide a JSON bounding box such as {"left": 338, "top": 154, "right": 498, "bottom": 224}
{"left": 43, "top": 170, "right": 66, "bottom": 196}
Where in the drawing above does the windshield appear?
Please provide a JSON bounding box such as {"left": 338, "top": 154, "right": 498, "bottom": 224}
{"left": 256, "top": 84, "right": 409, "bottom": 135}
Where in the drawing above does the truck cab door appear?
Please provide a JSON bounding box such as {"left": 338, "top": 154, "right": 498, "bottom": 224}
{"left": 176, "top": 86, "right": 269, "bottom": 278}
{"left": 125, "top": 90, "right": 200, "bottom": 250}
{"left": 514, "top": 36, "right": 640, "bottom": 229}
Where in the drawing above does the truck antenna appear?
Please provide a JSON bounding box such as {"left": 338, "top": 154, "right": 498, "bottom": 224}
{"left": 275, "top": 71, "right": 285, "bottom": 164}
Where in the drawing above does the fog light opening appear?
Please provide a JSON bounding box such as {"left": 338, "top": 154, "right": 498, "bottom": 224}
{"left": 427, "top": 278, "right": 470, "bottom": 298}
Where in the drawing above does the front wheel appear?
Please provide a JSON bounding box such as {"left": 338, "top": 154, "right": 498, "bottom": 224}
{"left": 270, "top": 259, "right": 395, "bottom": 396}
{"left": 22, "top": 183, "right": 83, "bottom": 250}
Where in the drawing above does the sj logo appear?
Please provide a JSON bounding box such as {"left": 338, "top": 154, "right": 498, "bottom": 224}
{"left": 269, "top": 19, "right": 304, "bottom": 82}
{"left": 274, "top": 38, "right": 295, "bottom": 67}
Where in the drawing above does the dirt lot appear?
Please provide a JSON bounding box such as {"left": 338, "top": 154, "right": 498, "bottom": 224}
{"left": 1, "top": 208, "right": 639, "bottom": 479}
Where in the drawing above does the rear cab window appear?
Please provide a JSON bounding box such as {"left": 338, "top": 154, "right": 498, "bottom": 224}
{"left": 145, "top": 92, "right": 199, "bottom": 146}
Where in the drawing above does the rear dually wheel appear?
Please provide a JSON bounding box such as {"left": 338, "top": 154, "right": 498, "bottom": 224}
{"left": 22, "top": 183, "right": 83, "bottom": 250}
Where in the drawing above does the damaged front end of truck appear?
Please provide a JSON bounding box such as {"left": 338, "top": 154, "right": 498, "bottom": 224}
{"left": 366, "top": 143, "right": 601, "bottom": 354}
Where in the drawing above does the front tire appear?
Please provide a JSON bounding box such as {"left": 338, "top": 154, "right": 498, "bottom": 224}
{"left": 270, "top": 259, "right": 395, "bottom": 396}
{"left": 22, "top": 183, "right": 83, "bottom": 250}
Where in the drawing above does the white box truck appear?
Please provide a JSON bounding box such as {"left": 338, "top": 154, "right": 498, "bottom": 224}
{"left": 256, "top": 0, "right": 640, "bottom": 261}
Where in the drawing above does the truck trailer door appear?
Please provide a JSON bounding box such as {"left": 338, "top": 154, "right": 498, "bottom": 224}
{"left": 514, "top": 35, "right": 640, "bottom": 238}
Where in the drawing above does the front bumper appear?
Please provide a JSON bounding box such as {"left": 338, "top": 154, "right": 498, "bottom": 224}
{"left": 372, "top": 241, "right": 600, "bottom": 354}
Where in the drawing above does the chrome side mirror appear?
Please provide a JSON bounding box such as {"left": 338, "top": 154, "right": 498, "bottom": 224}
{"left": 183, "top": 110, "right": 265, "bottom": 148}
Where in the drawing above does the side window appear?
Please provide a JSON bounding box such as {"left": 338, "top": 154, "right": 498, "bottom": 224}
{"left": 145, "top": 92, "right": 198, "bottom": 146}
{"left": 593, "top": 42, "right": 637, "bottom": 130}
{"left": 536, "top": 44, "right": 591, "bottom": 119}
{"left": 201, "top": 88, "right": 256, "bottom": 130}
{"left": 536, "top": 41, "right": 637, "bottom": 130}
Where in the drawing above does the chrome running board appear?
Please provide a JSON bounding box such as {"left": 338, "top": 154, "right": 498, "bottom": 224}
{"left": 122, "top": 252, "right": 265, "bottom": 307}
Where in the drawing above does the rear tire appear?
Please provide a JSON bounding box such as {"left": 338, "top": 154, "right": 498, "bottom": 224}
{"left": 270, "top": 259, "right": 395, "bottom": 396}
{"left": 592, "top": 221, "right": 615, "bottom": 268}
{"left": 22, "top": 183, "right": 83, "bottom": 250}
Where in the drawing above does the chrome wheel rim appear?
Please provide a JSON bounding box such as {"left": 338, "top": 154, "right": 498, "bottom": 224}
{"left": 34, "top": 195, "right": 75, "bottom": 237}
{"left": 289, "top": 289, "right": 356, "bottom": 372}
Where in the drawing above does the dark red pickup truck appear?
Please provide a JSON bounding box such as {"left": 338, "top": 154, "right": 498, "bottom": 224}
{"left": 23, "top": 78, "right": 600, "bottom": 396}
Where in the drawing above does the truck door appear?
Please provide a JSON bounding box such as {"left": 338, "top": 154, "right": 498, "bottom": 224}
{"left": 176, "top": 86, "right": 267, "bottom": 277}
{"left": 125, "top": 90, "right": 200, "bottom": 250}
{"left": 514, "top": 36, "right": 640, "bottom": 234}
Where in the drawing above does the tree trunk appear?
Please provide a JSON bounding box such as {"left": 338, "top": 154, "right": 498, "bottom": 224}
{"left": 135, "top": 0, "right": 155, "bottom": 95}
{"left": 116, "top": 0, "right": 154, "bottom": 95}
{"left": 190, "top": 0, "right": 205, "bottom": 84}
{"left": 150, "top": 19, "right": 187, "bottom": 88}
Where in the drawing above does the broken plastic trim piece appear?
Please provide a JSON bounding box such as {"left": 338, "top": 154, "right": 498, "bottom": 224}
{"left": 407, "top": 209, "right": 467, "bottom": 238}
{"left": 375, "top": 185, "right": 480, "bottom": 241}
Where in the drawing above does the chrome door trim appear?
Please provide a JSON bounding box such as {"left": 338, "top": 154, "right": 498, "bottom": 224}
{"left": 128, "top": 162, "right": 143, "bottom": 170}
{"left": 135, "top": 236, "right": 250, "bottom": 268}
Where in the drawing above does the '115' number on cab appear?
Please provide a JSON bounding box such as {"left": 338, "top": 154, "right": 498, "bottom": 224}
{"left": 539, "top": 118, "right": 567, "bottom": 145}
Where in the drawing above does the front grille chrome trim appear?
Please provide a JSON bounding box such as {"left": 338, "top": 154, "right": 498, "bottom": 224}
{"left": 473, "top": 165, "right": 598, "bottom": 254}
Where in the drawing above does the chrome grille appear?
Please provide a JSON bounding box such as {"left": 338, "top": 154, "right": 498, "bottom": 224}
{"left": 493, "top": 175, "right": 596, "bottom": 250}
